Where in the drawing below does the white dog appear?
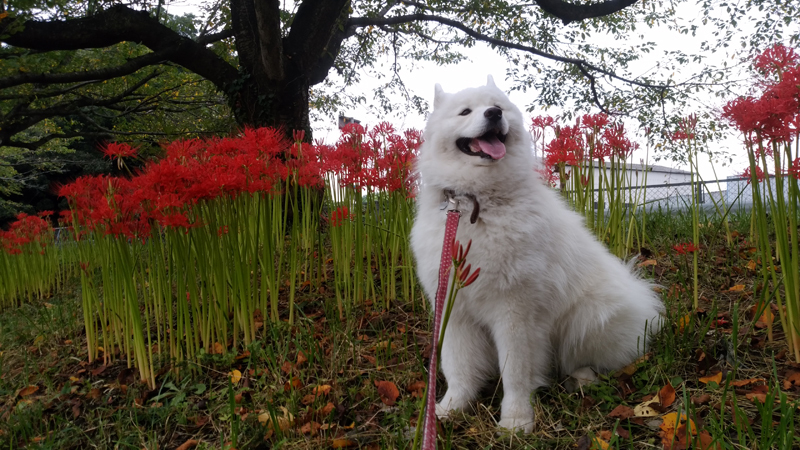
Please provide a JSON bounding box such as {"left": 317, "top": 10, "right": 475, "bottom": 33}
{"left": 410, "top": 76, "right": 663, "bottom": 433}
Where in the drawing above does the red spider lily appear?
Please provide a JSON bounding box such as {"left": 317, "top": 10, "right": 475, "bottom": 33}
{"left": 754, "top": 44, "right": 800, "bottom": 77}
{"left": 602, "top": 123, "right": 637, "bottom": 159}
{"left": 1, "top": 212, "right": 53, "bottom": 255}
{"left": 100, "top": 142, "right": 138, "bottom": 160}
{"left": 672, "top": 114, "right": 698, "bottom": 141}
{"left": 580, "top": 113, "right": 610, "bottom": 131}
{"left": 530, "top": 116, "right": 555, "bottom": 130}
{"left": 673, "top": 242, "right": 698, "bottom": 255}
{"left": 329, "top": 206, "right": 353, "bottom": 227}
{"left": 450, "top": 239, "right": 480, "bottom": 287}
{"left": 723, "top": 46, "right": 800, "bottom": 144}
{"left": 741, "top": 166, "right": 767, "bottom": 184}
{"left": 544, "top": 125, "right": 583, "bottom": 167}
{"left": 790, "top": 158, "right": 800, "bottom": 180}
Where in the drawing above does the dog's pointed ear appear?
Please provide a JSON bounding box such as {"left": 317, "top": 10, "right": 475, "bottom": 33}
{"left": 487, "top": 75, "right": 497, "bottom": 88}
{"left": 434, "top": 83, "right": 445, "bottom": 109}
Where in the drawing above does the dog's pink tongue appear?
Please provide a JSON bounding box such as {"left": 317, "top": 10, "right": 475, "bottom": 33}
{"left": 476, "top": 136, "right": 506, "bottom": 160}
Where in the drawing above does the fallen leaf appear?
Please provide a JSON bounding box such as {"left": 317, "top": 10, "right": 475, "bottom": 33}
{"left": 90, "top": 365, "right": 107, "bottom": 376}
{"left": 691, "top": 394, "right": 711, "bottom": 405}
{"left": 212, "top": 342, "right": 224, "bottom": 354}
{"left": 318, "top": 402, "right": 336, "bottom": 416}
{"left": 175, "top": 439, "right": 199, "bottom": 450}
{"left": 634, "top": 395, "right": 660, "bottom": 417}
{"left": 229, "top": 370, "right": 242, "bottom": 384}
{"left": 660, "top": 412, "right": 697, "bottom": 449}
{"left": 300, "top": 421, "right": 321, "bottom": 435}
{"left": 728, "top": 378, "right": 765, "bottom": 387}
{"left": 608, "top": 404, "right": 635, "bottom": 420}
{"left": 374, "top": 380, "right": 399, "bottom": 406}
{"left": 746, "top": 260, "right": 757, "bottom": 271}
{"left": 86, "top": 388, "right": 102, "bottom": 400}
{"left": 784, "top": 371, "right": 800, "bottom": 390}
{"left": 727, "top": 284, "right": 746, "bottom": 292}
{"left": 296, "top": 350, "right": 308, "bottom": 367}
{"left": 658, "top": 383, "right": 676, "bottom": 408}
{"left": 699, "top": 372, "right": 722, "bottom": 385}
{"left": 235, "top": 350, "right": 251, "bottom": 360}
{"left": 331, "top": 439, "right": 358, "bottom": 448}
{"left": 697, "top": 429, "right": 722, "bottom": 450}
{"left": 676, "top": 314, "right": 692, "bottom": 333}
{"left": 284, "top": 377, "right": 303, "bottom": 391}
{"left": 18, "top": 386, "right": 39, "bottom": 397}
{"left": 638, "top": 259, "right": 657, "bottom": 267}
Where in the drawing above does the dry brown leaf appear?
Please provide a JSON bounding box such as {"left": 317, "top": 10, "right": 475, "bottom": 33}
{"left": 784, "top": 371, "right": 800, "bottom": 390}
{"left": 90, "top": 365, "right": 106, "bottom": 377}
{"left": 212, "top": 342, "right": 224, "bottom": 354}
{"left": 331, "top": 439, "right": 358, "bottom": 448}
{"left": 175, "top": 439, "right": 199, "bottom": 450}
{"left": 608, "top": 404, "right": 635, "bottom": 420}
{"left": 691, "top": 394, "right": 712, "bottom": 405}
{"left": 698, "top": 372, "right": 723, "bottom": 385}
{"left": 638, "top": 259, "right": 658, "bottom": 267}
{"left": 296, "top": 350, "right": 308, "bottom": 367}
{"left": 284, "top": 377, "right": 303, "bottom": 392}
{"left": 374, "top": 380, "right": 400, "bottom": 406}
{"left": 658, "top": 383, "right": 676, "bottom": 408}
{"left": 300, "top": 421, "right": 321, "bottom": 435}
{"left": 18, "top": 386, "right": 39, "bottom": 397}
{"left": 318, "top": 401, "right": 336, "bottom": 416}
{"left": 728, "top": 378, "right": 765, "bottom": 387}
{"left": 727, "top": 284, "right": 746, "bottom": 292}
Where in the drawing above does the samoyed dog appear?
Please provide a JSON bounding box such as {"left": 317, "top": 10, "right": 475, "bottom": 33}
{"left": 410, "top": 76, "right": 663, "bottom": 433}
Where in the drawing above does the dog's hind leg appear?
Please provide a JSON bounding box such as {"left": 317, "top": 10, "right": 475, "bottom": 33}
{"left": 565, "top": 367, "right": 598, "bottom": 392}
{"left": 436, "top": 316, "right": 496, "bottom": 419}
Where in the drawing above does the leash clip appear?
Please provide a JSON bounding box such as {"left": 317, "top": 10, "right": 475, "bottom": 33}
{"left": 441, "top": 189, "right": 460, "bottom": 212}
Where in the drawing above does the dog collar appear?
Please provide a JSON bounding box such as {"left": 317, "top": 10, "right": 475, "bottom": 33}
{"left": 441, "top": 189, "right": 480, "bottom": 224}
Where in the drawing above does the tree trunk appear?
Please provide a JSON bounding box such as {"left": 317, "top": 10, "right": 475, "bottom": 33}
{"left": 229, "top": 0, "right": 350, "bottom": 141}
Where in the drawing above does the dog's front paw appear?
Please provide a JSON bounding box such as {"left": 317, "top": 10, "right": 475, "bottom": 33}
{"left": 434, "top": 402, "right": 453, "bottom": 420}
{"left": 497, "top": 416, "right": 534, "bottom": 434}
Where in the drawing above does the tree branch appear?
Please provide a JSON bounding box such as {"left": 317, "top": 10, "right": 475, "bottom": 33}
{"left": 534, "top": 0, "right": 640, "bottom": 25}
{"left": 0, "top": 49, "right": 172, "bottom": 90}
{"left": 0, "top": 5, "right": 238, "bottom": 92}
{"left": 347, "top": 13, "right": 666, "bottom": 91}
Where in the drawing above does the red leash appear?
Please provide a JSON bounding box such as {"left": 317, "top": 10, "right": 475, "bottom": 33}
{"left": 422, "top": 208, "right": 461, "bottom": 450}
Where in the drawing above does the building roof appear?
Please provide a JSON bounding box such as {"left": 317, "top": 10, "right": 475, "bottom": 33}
{"left": 567, "top": 161, "right": 691, "bottom": 175}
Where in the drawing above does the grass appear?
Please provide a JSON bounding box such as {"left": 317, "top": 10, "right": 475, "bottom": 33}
{"left": 1, "top": 207, "right": 799, "bottom": 449}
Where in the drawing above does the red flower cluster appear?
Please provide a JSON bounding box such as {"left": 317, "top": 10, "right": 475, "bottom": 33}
{"left": 531, "top": 114, "right": 638, "bottom": 169}
{"left": 58, "top": 125, "right": 421, "bottom": 240}
{"left": 1, "top": 212, "right": 53, "bottom": 255}
{"left": 100, "top": 142, "right": 138, "bottom": 161}
{"left": 722, "top": 44, "right": 800, "bottom": 145}
{"left": 740, "top": 166, "right": 767, "bottom": 184}
{"left": 673, "top": 242, "right": 698, "bottom": 254}
{"left": 329, "top": 206, "right": 354, "bottom": 227}
{"left": 322, "top": 122, "right": 421, "bottom": 193}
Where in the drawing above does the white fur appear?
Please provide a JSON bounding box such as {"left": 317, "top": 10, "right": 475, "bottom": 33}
{"left": 410, "top": 76, "right": 663, "bottom": 433}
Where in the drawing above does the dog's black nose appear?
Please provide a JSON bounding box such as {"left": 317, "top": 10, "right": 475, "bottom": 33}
{"left": 484, "top": 107, "right": 502, "bottom": 122}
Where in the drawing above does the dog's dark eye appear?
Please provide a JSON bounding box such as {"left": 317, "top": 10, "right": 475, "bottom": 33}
{"left": 459, "top": 108, "right": 472, "bottom": 116}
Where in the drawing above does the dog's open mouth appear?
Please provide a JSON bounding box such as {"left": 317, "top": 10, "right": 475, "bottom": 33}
{"left": 456, "top": 128, "right": 507, "bottom": 160}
